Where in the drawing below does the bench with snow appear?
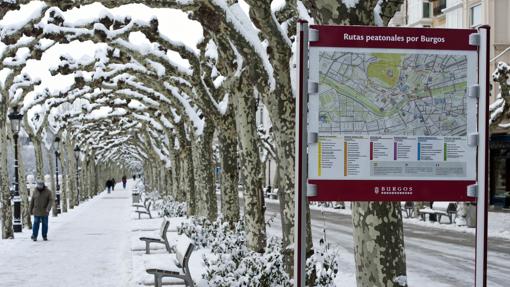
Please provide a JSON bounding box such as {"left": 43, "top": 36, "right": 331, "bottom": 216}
{"left": 133, "top": 197, "right": 152, "bottom": 219}
{"left": 401, "top": 201, "right": 414, "bottom": 218}
{"left": 418, "top": 202, "right": 457, "bottom": 224}
{"left": 145, "top": 235, "right": 195, "bottom": 287}
{"left": 139, "top": 218, "right": 172, "bottom": 254}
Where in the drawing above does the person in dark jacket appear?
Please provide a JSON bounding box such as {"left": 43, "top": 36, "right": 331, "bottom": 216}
{"left": 30, "top": 179, "right": 53, "bottom": 241}
{"left": 105, "top": 179, "right": 112, "bottom": 193}
{"left": 122, "top": 175, "right": 127, "bottom": 189}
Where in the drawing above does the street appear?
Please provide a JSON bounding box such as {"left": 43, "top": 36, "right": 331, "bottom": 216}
{"left": 263, "top": 200, "right": 510, "bottom": 286}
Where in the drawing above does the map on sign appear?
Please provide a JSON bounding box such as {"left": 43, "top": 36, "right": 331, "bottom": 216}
{"left": 318, "top": 51, "right": 468, "bottom": 136}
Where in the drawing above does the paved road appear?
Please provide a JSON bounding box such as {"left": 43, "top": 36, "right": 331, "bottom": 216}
{"left": 262, "top": 201, "right": 510, "bottom": 287}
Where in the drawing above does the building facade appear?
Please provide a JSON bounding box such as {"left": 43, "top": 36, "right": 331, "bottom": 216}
{"left": 392, "top": 0, "right": 510, "bottom": 207}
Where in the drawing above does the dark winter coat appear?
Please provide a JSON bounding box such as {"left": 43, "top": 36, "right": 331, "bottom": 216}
{"left": 29, "top": 187, "right": 53, "bottom": 216}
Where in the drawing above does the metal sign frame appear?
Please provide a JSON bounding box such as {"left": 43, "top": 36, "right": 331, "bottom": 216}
{"left": 295, "top": 22, "right": 490, "bottom": 287}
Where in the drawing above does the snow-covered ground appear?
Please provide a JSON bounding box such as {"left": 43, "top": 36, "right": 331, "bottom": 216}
{"left": 0, "top": 181, "right": 136, "bottom": 287}
{"left": 2, "top": 184, "right": 509, "bottom": 286}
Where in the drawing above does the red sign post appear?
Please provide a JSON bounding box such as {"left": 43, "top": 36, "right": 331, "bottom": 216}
{"left": 295, "top": 23, "right": 490, "bottom": 287}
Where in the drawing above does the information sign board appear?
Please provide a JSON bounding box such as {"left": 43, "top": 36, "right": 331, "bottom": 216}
{"left": 306, "top": 25, "right": 480, "bottom": 201}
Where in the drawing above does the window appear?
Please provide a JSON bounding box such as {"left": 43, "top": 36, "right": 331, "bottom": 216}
{"left": 470, "top": 4, "right": 482, "bottom": 27}
{"left": 423, "top": 2, "right": 431, "bottom": 18}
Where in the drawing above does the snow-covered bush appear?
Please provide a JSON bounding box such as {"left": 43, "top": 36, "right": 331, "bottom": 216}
{"left": 306, "top": 240, "right": 339, "bottom": 287}
{"left": 177, "top": 217, "right": 234, "bottom": 248}
{"left": 179, "top": 217, "right": 338, "bottom": 286}
{"left": 153, "top": 196, "right": 187, "bottom": 217}
{"left": 202, "top": 236, "right": 291, "bottom": 286}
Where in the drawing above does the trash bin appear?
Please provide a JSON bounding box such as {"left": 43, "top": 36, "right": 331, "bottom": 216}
{"left": 466, "top": 203, "right": 477, "bottom": 228}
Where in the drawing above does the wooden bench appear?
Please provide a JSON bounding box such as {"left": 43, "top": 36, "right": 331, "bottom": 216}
{"left": 401, "top": 201, "right": 414, "bottom": 218}
{"left": 418, "top": 202, "right": 457, "bottom": 224}
{"left": 139, "top": 218, "right": 171, "bottom": 254}
{"left": 146, "top": 235, "right": 194, "bottom": 287}
{"left": 134, "top": 197, "right": 152, "bottom": 219}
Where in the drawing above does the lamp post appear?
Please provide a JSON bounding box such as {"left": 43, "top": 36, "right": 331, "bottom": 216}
{"left": 74, "top": 145, "right": 80, "bottom": 205}
{"left": 8, "top": 107, "right": 23, "bottom": 232}
{"left": 54, "top": 137, "right": 61, "bottom": 214}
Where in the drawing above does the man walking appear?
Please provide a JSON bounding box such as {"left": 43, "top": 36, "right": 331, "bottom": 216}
{"left": 30, "top": 179, "right": 53, "bottom": 241}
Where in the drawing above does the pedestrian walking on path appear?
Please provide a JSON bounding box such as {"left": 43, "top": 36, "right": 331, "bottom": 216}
{"left": 106, "top": 179, "right": 112, "bottom": 193}
{"left": 122, "top": 175, "right": 127, "bottom": 189}
{"left": 30, "top": 179, "right": 53, "bottom": 241}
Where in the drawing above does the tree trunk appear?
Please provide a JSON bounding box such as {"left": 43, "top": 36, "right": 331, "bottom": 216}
{"left": 58, "top": 145, "right": 68, "bottom": 213}
{"left": 0, "top": 123, "right": 14, "bottom": 239}
{"left": 48, "top": 150, "right": 57, "bottom": 217}
{"left": 352, "top": 202, "right": 407, "bottom": 287}
{"left": 65, "top": 143, "right": 77, "bottom": 209}
{"left": 192, "top": 120, "right": 217, "bottom": 222}
{"left": 32, "top": 138, "right": 44, "bottom": 181}
{"left": 234, "top": 83, "right": 266, "bottom": 252}
{"left": 171, "top": 150, "right": 182, "bottom": 200}
{"left": 182, "top": 146, "right": 196, "bottom": 216}
{"left": 165, "top": 168, "right": 172, "bottom": 196}
{"left": 218, "top": 109, "right": 240, "bottom": 225}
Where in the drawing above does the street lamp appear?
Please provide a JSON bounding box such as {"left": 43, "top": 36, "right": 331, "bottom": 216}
{"left": 74, "top": 145, "right": 80, "bottom": 204}
{"left": 8, "top": 106, "right": 23, "bottom": 232}
{"left": 53, "top": 136, "right": 61, "bottom": 214}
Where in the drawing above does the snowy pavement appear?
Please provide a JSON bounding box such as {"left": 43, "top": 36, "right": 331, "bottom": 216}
{"left": 0, "top": 182, "right": 135, "bottom": 287}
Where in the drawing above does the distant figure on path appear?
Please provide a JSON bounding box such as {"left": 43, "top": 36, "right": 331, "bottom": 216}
{"left": 30, "top": 179, "right": 53, "bottom": 241}
{"left": 122, "top": 175, "right": 127, "bottom": 189}
{"left": 106, "top": 179, "right": 112, "bottom": 193}
{"left": 111, "top": 178, "right": 116, "bottom": 191}
{"left": 132, "top": 174, "right": 136, "bottom": 181}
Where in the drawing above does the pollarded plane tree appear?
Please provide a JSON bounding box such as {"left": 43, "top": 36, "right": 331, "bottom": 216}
{"left": 2, "top": 2, "right": 270, "bottom": 258}
{"left": 0, "top": 1, "right": 163, "bottom": 238}
{"left": 36, "top": 6, "right": 213, "bottom": 218}
{"left": 0, "top": 2, "right": 52, "bottom": 238}
{"left": 39, "top": 3, "right": 253, "bottom": 230}
{"left": 60, "top": 109, "right": 162, "bottom": 195}
{"left": 50, "top": 60, "right": 205, "bottom": 216}
{"left": 38, "top": 80, "right": 177, "bottom": 203}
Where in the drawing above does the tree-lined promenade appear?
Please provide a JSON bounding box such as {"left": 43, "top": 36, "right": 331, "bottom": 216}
{"left": 1, "top": 1, "right": 509, "bottom": 286}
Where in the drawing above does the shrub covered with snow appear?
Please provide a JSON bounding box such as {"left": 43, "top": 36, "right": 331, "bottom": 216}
{"left": 153, "top": 196, "right": 187, "bottom": 217}
{"left": 178, "top": 217, "right": 338, "bottom": 286}
{"left": 177, "top": 217, "right": 234, "bottom": 249}
{"left": 306, "top": 240, "right": 339, "bottom": 287}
